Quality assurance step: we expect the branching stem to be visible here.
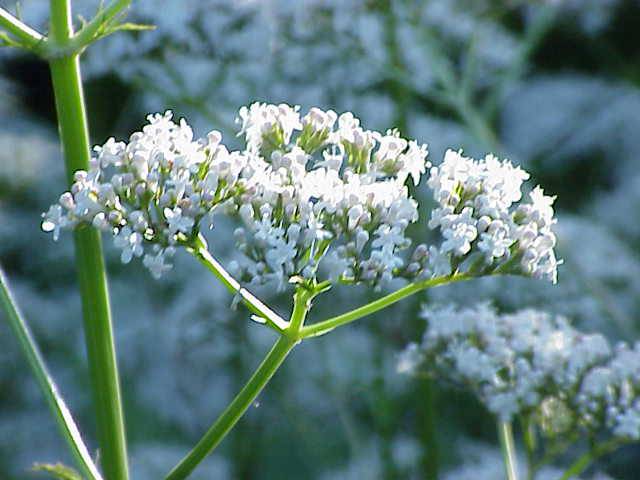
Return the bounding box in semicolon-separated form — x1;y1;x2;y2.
190;234;289;333
165;289;311;480
0;7;44;46
48;1;129;478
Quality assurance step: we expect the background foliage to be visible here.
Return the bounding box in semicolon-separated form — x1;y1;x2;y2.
1;0;639;478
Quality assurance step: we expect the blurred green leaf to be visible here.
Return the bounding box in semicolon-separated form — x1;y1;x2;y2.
108;22;155;32
33;462;83;480
0;31;23;48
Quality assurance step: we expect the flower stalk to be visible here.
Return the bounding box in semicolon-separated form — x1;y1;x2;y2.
300;272;473;338
165;289;311;480
166;255;477;478
0;266;103;480
557;440;620;480
499;421;519;480
48;1;128;479
189;235;289;333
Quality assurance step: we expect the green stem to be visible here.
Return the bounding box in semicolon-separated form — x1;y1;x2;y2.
190;235;289;332
484;5;557;121
557;440;620;480
0;267;103;480
48;1;128;479
165;291;310;480
498;421;519;480
0;7;44;45
381;0;409;133
299;273;473;338
420;379;439;479
533;433;579;473
522;416;537;480
68;0;131;54
165;337;294;480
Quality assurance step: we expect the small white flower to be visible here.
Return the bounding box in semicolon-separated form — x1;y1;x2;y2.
113;227;144;264
164;206;195;237
237;102;301;153
143;250;173;279
41;205;66;241
94;137;125;168
427;245;452;277
302;107;337;133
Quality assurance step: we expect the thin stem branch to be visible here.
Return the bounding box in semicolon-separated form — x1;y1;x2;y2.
556;440;621;480
68;0;131;54
0;267;103;480
0;7;44;45
498;421;519;480
299;273;473;338
522;415;537;480
533;433;579;473
48;1;129;479
165;290;311;480
190;234;289;332
483;5;558;121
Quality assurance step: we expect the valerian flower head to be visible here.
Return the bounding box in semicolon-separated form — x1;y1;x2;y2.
425;149;561;283
43;105;560;288
398;303;610;421
399;303;640;442
229;102;430;290
42;111;249;278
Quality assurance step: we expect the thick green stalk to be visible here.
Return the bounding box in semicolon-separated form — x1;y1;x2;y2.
498;421;519;480
299;273;473;338
0;267;103;480
165;291;310;480
48;1;128;479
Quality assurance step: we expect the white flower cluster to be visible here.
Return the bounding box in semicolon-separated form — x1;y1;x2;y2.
41;105;429;286
578;342;640;440
399;303;640;441
426;149;561;283
229;103;430;290
442;442;614;480
42;111;247;278
398;304;610;421
42;105;560;289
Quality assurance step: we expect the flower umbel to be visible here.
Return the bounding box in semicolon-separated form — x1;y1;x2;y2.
400;303;640;442
42;105;560;288
42;111;247;277
426;150;561;283
230;103;430;290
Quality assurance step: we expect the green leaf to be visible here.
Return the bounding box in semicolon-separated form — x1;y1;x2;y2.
90;21;155;45
108;22;155;32
32;462;83;480
0;30;24;48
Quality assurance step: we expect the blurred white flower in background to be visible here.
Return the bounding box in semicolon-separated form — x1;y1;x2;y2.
442;442;616;480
